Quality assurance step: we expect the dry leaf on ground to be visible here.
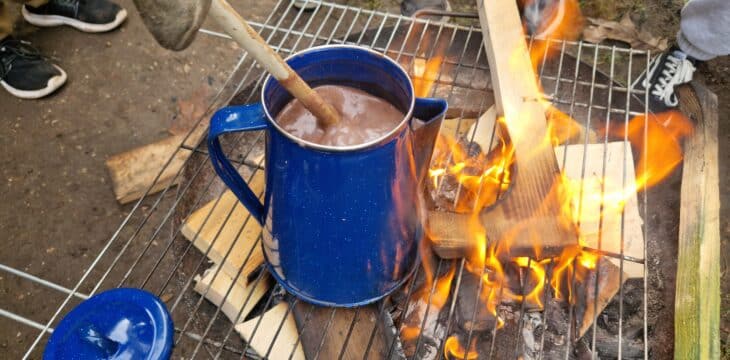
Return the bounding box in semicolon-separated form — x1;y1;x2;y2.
583;14;668;51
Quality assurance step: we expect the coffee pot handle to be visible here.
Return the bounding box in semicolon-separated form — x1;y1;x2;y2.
208;103;268;224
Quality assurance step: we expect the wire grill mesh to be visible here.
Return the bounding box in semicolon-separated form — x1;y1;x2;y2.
2;1;667;358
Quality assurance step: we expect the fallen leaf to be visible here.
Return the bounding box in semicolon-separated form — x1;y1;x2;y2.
582;14;668;51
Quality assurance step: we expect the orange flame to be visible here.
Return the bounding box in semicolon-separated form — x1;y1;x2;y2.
413;57;445;98
431;264;457;308
417;0;693;352
546;105;584;145
523;0;584;71
399;264;456;344
607;110;693;192
429;132;515;213
411;263;457;311
400;326;421;342
511;257;548;308
444;336;478;360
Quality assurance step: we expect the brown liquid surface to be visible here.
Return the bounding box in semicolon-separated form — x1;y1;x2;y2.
275;85;404;147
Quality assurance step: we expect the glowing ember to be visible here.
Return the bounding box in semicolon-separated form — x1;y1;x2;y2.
444;336;478;360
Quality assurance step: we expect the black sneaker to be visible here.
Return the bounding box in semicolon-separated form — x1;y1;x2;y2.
0;37;66;99
22;0;127;33
633;47;697;111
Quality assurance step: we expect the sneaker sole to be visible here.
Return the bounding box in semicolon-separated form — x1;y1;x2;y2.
21;6;127;33
1;65;67;99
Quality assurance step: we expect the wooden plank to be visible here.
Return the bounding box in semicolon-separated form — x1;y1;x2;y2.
466;106;599;153
105;122;208;204
193;265;270;324
105;134;188;204
235;302;306;360
674;84;720;359
555;142;644;278
292;303;392;360
181;171;265;281
475;0;578;257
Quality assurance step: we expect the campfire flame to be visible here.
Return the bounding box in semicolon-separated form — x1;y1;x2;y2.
413;57;445;98
523;0;584;71
406;0;693;352
608;110;694;192
444;336;478;360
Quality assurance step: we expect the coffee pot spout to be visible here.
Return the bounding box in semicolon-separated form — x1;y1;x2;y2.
411;97;448;182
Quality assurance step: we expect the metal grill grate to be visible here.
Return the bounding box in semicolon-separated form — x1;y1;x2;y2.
3;1;669;358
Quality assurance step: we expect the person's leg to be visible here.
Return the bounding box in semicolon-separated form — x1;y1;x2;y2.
634;0;729;110
22;0;127;33
677;0;730;61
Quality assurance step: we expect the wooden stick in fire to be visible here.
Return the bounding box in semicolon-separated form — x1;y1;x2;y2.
208;0;340;127
426;0;579;258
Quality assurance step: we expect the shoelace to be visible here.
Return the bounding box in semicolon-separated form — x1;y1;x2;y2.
0;40;44;79
643;52;696;107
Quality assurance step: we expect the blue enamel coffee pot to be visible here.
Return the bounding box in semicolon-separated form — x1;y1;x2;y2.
208;45;447;306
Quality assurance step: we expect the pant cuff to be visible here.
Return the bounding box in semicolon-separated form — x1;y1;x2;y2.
676;30;715;61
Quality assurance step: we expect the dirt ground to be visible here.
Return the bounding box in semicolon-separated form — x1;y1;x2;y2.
0;0;727;358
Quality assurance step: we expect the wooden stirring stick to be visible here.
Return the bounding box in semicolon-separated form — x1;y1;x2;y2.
208;0;340;127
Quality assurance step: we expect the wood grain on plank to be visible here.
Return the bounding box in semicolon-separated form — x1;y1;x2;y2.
476;0;578;257
105;122;207;204
181;171;265;282
235;302;305;360
555;142;644;278
293;303;392;360
193;265;270;324
106;134;188;204
674;84;720;359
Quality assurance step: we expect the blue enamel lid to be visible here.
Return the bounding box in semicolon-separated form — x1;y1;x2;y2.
44;288;174;360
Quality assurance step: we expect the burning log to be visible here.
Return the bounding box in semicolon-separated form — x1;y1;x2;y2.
466;105;598;155
427;210;580;260
455;270;499;332
573;257;627;338
181;171;265;281
474;0;579;259
579;326;645;359
234;302;305;360
398;265;454;360
428;141;645;278
439;255;627;359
